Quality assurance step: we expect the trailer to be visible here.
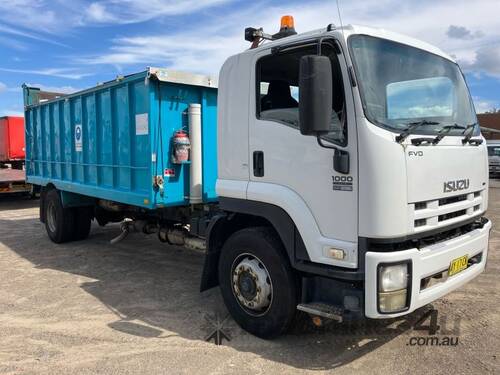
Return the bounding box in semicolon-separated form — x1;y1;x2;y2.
0;168;31;194
0;116;25;169
24;17;491;338
0;116;33;194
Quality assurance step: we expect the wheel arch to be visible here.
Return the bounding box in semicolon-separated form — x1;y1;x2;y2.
200;198;309;292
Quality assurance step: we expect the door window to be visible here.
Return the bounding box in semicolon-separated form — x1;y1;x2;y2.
256;42;347;145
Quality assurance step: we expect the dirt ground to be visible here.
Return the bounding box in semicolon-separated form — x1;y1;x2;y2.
0;184;499;375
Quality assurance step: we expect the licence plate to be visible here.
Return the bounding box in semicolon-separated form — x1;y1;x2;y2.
448;255;469;276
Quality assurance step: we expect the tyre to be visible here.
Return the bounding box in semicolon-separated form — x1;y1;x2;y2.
44;189;75;243
218;227;298;339
72;206;93;241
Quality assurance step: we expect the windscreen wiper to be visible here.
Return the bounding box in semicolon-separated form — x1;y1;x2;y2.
396;120;440;143
461;123;483;145
432;124;466;145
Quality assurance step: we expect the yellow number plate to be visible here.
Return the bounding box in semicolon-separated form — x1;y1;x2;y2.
448;255;469;276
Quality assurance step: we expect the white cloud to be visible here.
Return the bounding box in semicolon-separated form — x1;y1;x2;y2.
461;44;500;78
81;0;232;24
0;0;233;33
0;68;92;80
0;82;22;93
85;2;116;23
74;0;500;80
473;97;500;114
447;25;483;40
0;24;66;47
0;35;28;51
0;1;59;33
25;83;79;94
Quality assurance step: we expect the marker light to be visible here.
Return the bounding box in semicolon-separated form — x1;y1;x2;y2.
327;248;345;260
280;15;295;30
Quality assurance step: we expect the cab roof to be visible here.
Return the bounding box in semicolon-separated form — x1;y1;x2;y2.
247;24;455;63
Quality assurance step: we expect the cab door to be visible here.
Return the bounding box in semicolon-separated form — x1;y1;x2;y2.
247;39;359;267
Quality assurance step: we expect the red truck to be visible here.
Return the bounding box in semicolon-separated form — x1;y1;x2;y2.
0;116;31;195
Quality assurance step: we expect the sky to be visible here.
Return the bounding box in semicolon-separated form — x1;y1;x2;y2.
0;0;499;117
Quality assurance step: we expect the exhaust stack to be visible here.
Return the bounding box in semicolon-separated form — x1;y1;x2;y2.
188;104;203;204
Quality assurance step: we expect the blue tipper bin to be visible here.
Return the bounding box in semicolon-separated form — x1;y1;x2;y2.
23;68;218;209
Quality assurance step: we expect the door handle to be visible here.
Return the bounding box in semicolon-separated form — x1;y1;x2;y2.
253;151;264;177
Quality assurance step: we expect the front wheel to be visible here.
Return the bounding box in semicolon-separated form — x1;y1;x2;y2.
218;227;298;339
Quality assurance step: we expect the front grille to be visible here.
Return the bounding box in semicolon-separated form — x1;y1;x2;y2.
410;189;485;232
439;194;467;206
415;202;427;210
368;217;488;252
438;209;466;222
414;218;427;227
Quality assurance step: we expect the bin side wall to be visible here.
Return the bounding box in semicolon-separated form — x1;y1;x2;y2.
25;75;153;208
25;75;219;209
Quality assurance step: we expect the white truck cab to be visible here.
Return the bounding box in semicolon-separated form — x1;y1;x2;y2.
209;18;491;335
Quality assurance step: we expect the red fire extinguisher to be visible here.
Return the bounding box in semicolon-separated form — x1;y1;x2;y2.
172;130;190;164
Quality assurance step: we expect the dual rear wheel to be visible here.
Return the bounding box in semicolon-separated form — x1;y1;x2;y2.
44;189;93;243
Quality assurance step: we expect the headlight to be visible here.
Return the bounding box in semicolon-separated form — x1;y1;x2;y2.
378;264;408;292
378;263;410;313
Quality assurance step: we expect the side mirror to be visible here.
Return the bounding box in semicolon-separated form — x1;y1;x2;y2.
299;55;332;136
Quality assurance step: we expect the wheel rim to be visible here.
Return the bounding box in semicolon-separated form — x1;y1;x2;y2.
46;201;57;233
231;253;273;316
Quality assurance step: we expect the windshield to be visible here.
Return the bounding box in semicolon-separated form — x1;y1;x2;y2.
349;35;479;136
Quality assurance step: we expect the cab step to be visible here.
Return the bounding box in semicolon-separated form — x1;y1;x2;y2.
297;303;344;322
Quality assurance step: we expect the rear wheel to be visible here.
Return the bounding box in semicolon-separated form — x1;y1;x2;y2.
72;206;93;241
44;189;75;243
218;227;298;339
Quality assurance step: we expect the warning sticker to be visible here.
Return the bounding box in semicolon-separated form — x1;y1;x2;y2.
75;124;83;152
136;113;149;135
164;168;175;178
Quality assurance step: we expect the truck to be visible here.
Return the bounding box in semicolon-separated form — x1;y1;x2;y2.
23;17;491;338
0;116;32;195
487;140;500;178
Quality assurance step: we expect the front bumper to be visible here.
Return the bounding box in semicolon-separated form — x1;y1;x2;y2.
365;219;491;318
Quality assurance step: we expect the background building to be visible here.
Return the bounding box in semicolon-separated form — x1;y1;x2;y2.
478;113;500;140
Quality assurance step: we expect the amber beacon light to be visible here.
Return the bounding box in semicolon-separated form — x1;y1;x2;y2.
273;15;297;39
280;15;295;30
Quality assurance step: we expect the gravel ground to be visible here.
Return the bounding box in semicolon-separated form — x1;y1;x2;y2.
0;183;499;374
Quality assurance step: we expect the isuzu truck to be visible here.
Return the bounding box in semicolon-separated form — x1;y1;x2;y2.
23;17;491;338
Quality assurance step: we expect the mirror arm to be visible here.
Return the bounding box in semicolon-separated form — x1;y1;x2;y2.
316;136;350;175
316;135;338;150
